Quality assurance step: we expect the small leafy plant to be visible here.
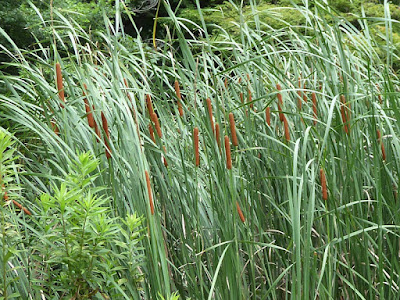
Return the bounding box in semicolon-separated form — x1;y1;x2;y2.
33;152;144;299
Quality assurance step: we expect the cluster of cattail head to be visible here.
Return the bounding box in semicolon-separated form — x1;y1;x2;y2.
340;94;350;134
2;185;32;216
320;168;328;201
145;170;154;215
174;80;184;116
377;129;386;161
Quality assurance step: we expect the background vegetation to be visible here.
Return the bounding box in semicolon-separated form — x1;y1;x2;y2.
1;0;400;299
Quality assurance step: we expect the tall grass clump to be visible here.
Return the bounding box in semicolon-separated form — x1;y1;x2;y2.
1;0;400;298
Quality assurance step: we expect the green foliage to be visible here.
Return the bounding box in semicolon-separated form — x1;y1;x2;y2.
32;152;144;298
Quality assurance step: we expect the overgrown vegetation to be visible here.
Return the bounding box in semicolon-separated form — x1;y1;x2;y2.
1;0;400;299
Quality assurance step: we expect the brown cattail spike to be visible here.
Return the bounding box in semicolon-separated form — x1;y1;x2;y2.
236;201;245;223
206;98;215;134
152;113;162;138
215;123;221;148
224;77;228;89
56;62;65;107
377;130;386;161
145;171;154;215
149;124;155;143
174;80;184;116
83;85;95;128
303;83;307;103
320;168;328;200
240;92;244;104
225;135;232;170
340;95;350;134
229;113;239;147
163;146;168;167
277;84;284;122
51;119;60;136
146;94;155;116
266;107;271;126
283;115;290;141
194;127;200;167
101;112;111;159
312;92;317;125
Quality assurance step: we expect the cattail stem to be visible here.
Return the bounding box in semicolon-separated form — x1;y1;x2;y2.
312;92;317;125
56;62;65;107
194;127;200;167
248;88;253;110
215;123;221;148
283;115;290;141
236;201;245;223
377;130;386;161
265;107;271;126
101;112;111;159
229;113;239;147
303;83;307;102
225;135;232;170
206;98;214;134
320;168;328;201
174;80;184;116
145;170;154;215
152;113;162;138
163;146;168;167
277;83;284;122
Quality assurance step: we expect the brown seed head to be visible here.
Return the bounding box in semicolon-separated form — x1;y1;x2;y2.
215;123;221;148
229;113;239;147
320;168;328;200
276;84;284;122
312;92;317;125
283;115;290;141
146;94;155;116
236;201;245;223
56;62;65;107
145;170;154;215
206;98;214;134
174;80;184;116
266;107;271;126
225;135;232;170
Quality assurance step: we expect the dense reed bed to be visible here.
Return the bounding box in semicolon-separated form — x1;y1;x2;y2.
1;1;400;299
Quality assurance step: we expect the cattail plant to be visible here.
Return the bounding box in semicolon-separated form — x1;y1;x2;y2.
3;186;32;216
206;98;214;134
236;201;245;223
146;94;155;116
163;146;168;167
277;83;284;122
265;107;271;126
225;135;232;170
312;92;317;125
149;124;155;143
340;95;350;134
174;80;184;116
377;129;386;161
145;170;154;215
83;84;95;128
55;62;65;107
101;111;111;159
194;127;199;167
224;77;228;89
283;115;290;141
240;92;244;104
229;113;239;147
152;113;162;138
215;123;221;148
320;168;328;200
123;78;133;105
